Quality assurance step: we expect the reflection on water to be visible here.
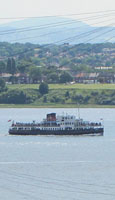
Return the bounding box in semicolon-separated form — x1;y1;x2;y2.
0;108;115;200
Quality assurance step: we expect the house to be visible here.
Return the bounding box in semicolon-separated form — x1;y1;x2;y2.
74;73;89;83
74;73;99;83
98;72;115;83
88;73;99;83
0;73;12;83
15;73;30;84
59;67;70;71
0;73;30;84
95;66;113;70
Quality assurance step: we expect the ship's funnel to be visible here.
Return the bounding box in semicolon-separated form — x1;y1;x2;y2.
47;113;56;121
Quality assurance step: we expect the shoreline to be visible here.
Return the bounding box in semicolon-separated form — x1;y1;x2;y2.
0;104;115;108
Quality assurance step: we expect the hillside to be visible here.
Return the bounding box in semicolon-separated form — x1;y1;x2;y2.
0;17;115;44
0;42;115;75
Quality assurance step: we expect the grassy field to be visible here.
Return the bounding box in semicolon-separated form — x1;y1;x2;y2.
7;83;115;90
2;83;115;108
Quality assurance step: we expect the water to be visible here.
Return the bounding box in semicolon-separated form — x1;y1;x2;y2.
0;108;115;200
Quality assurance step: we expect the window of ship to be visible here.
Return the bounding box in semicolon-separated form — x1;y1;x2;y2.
25;128;30;130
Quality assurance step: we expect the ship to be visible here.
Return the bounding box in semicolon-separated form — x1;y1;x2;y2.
9;113;104;136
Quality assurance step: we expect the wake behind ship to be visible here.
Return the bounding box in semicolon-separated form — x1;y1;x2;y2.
9;113;104;136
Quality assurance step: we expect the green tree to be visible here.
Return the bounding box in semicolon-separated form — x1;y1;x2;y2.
29;66;41;83
0;90;28;104
0;78;7;92
60;72;73;83
0;61;6;73
6;58;17;74
9;76;18;84
65;91;70;98
6;58;12;73
39;82;49;95
43;95;47;103
17;60;33;73
59;58;70;66
11;58;17;75
48;72;59;83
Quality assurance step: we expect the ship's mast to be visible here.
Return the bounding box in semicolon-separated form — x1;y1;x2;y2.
77;104;80;119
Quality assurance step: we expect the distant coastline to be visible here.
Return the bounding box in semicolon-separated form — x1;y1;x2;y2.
1;104;115;108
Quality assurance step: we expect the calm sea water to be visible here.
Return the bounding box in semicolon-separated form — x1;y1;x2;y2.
0;108;115;200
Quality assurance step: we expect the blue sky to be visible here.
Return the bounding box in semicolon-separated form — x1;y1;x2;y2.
0;0;115;25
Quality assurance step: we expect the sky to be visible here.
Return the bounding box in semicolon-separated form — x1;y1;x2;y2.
0;0;115;25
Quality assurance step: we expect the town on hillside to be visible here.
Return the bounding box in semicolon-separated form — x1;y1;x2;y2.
0;42;115;84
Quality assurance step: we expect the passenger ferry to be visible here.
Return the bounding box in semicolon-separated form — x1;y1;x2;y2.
9;113;104;136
